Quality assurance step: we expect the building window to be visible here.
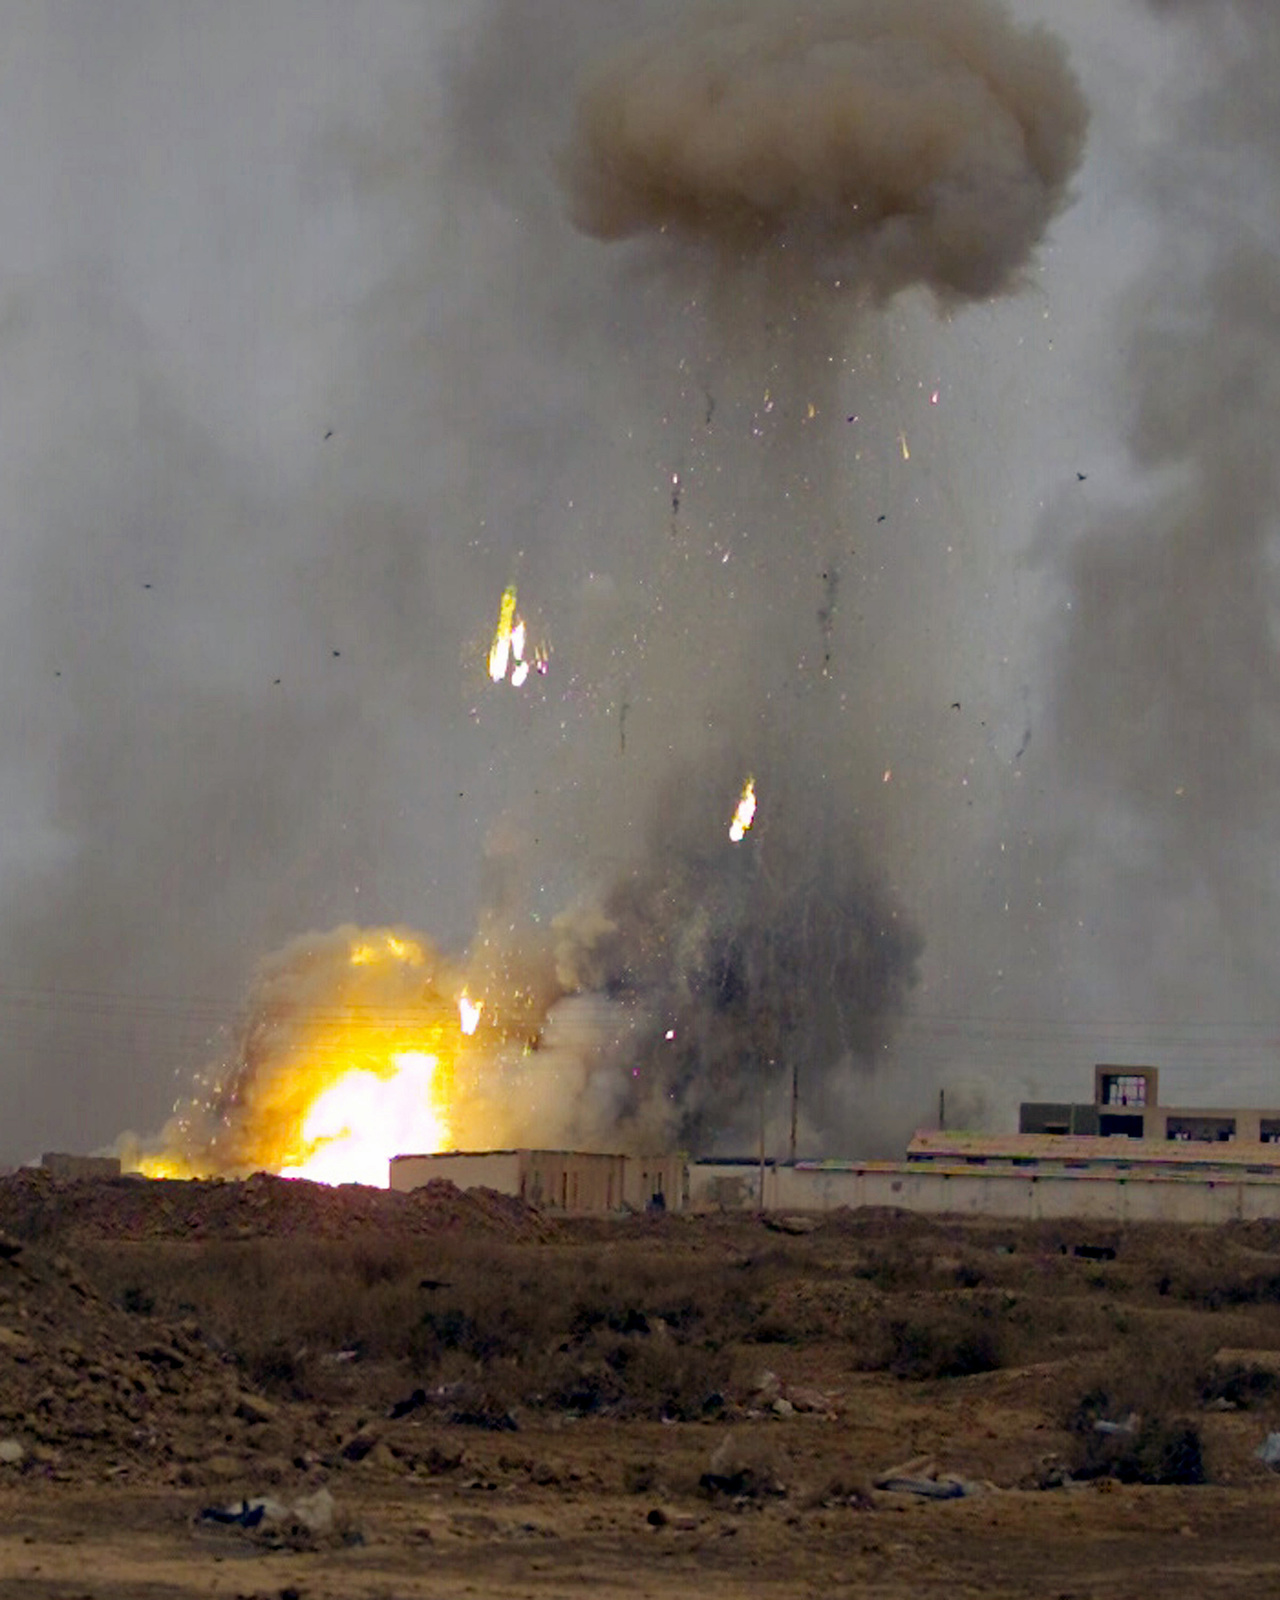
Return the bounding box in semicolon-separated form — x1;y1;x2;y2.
1101;1073;1148;1108
1166;1116;1236;1144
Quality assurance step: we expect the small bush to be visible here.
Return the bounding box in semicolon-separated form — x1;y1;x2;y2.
885;1305;1005;1379
1200;1359;1280;1410
1066;1379;1206;1485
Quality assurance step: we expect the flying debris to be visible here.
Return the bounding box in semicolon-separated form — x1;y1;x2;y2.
729;778;757;844
458;991;483;1036
488;584;549;688
489;585;520;683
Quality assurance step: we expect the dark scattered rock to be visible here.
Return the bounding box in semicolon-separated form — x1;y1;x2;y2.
388;1388;427;1420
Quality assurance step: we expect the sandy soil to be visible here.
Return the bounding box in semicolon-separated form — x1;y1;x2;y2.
0;1175;1279;1597
3;1463;1280;1599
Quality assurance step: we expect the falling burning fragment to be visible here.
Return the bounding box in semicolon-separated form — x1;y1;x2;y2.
458;991;483;1036
563;0;1088;301
488;584;520;683
729;778;757;843
488;583;548;688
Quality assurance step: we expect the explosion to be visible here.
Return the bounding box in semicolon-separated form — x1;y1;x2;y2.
131;928;474;1184
120;0;1085;1185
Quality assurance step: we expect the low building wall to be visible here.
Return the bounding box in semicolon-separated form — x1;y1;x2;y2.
392;1150;1280;1223
389;1151;521;1196
40;1152;121;1181
687;1160;1280;1223
519;1150;627;1212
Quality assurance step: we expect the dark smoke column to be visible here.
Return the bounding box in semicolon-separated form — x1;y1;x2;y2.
534;0;1088;1156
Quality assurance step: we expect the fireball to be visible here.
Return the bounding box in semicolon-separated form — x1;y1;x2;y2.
133;926;479;1186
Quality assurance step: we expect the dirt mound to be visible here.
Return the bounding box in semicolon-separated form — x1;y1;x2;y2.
0;1171;554;1246
0;1229;246;1478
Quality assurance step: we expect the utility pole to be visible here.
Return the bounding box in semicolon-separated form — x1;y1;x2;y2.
790;1058;798;1164
758;1071;767;1209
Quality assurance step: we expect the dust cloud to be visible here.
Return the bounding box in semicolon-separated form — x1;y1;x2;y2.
565;0;1087;301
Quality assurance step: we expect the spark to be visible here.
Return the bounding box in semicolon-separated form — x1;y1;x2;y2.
459;992;483;1036
899;431;910;461
883;769;893;783
729;777;757;843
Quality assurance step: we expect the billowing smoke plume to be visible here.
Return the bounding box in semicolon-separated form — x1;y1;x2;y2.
130;0;1086;1175
565;0;1087;301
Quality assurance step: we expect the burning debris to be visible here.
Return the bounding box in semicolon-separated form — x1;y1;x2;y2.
488;583;549;689
728;778;757;844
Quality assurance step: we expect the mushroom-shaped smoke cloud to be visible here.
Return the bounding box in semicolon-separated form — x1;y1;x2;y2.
564;0;1088;300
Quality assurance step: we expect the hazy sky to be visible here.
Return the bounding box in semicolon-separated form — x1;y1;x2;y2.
0;0;1275;1165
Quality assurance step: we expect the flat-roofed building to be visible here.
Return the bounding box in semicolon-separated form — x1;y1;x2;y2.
1017;1065;1280;1148
389;1149;686;1213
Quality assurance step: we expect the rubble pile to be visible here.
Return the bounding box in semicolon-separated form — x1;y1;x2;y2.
0;1228;253;1479
0;1171;552;1245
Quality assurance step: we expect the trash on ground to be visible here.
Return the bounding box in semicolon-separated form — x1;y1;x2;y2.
873;1456;983;1500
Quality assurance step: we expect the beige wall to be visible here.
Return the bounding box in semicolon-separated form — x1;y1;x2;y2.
389;1151;521;1195
391;1150;686;1212
518;1151;627;1212
623;1155;687;1212
392;1150;1280;1224
689;1161;1280;1224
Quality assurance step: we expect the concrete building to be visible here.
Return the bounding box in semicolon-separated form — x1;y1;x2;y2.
389;1066;1280;1223
40;1152;121;1180
1019;1065;1280;1146
389;1149;686;1213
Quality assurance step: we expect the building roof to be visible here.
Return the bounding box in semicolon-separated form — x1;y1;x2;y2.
909;1130;1280;1171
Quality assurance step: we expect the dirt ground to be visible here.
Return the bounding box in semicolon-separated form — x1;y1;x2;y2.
1;1173;1280;1598
5;1438;1280;1599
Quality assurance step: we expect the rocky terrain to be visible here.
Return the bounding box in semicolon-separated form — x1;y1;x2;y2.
2;1175;1280;1596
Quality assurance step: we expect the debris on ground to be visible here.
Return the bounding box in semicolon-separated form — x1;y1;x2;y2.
1254;1434;1280;1468
873;1456;985;1500
762;1215;819;1237
745;1370;838;1419
198;1486;342;1547
699;1432;787;1501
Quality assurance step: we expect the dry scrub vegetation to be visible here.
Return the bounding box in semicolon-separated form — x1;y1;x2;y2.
57;1203;1280;1487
